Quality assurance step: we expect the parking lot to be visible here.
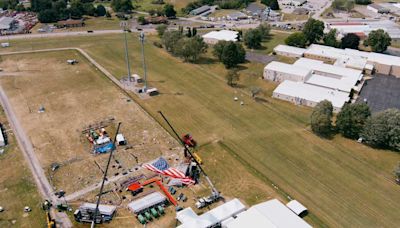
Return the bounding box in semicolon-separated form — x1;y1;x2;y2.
357;75;400;113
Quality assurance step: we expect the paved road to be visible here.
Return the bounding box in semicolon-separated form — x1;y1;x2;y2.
0;86;72;227
0;29;123;41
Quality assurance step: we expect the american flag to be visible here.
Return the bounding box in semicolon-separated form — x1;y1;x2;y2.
143;157;195;185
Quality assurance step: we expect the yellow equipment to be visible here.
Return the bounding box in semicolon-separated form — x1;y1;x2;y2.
46;212;56;228
192;152;202;165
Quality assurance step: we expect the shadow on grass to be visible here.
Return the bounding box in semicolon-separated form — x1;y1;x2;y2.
196;56;218;65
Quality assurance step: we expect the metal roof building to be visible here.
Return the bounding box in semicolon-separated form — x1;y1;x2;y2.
190;5;211;15
273;80;350;112
80;203;116;216
0;17;15;30
128;192;166;214
273;44;306;58
223;199;312;228
176;198;246;228
202;30;239;44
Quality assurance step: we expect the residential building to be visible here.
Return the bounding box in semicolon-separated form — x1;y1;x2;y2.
56;19;84;28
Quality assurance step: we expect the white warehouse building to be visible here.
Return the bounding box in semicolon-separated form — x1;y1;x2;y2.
202;30;239;44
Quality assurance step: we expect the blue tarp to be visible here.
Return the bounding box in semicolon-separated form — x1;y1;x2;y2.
95;141;115;154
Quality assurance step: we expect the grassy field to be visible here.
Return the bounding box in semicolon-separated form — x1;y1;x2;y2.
134;0;195;13
282;13;309;21
0;108;46;227
31;16;123;33
1;33;400;227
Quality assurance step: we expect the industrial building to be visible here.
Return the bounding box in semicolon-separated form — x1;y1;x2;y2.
176;198;311;228
202;30;239;44
264;61;311;83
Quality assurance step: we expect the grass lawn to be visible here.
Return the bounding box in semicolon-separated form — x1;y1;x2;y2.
0;108;46;227
1;34;400;227
209;9;239;18
134;0;195;13
32;16;123;33
282;13;309;21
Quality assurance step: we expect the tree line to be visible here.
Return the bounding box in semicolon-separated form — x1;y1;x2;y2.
310;100;400;152
285;18;392;53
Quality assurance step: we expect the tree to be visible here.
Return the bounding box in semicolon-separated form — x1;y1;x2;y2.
303;18;325;44
366;29;392;53
137;15;146;25
336;103;371;139
341;33;360;49
163;3;176;18
269;0;279;10
257;23;271;40
187;27;192;37
323;29;340;48
111;0;133;13
213;41;246;69
156;24;168;37
355;0;371;4
310;100;333;137
226;69;240;87
15;3;25;11
192;27;197;36
162;30;183;53
285;32;307;48
261;0;279;10
83;3;96;16
96;4;106;16
106;11;112;18
244;28;262;49
175;36;208;62
38;9;58;23
361;109;400;151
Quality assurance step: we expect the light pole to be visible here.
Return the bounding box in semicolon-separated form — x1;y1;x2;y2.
139;32;148;92
120;21;131;82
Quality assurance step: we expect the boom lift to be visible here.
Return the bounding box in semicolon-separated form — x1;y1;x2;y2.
158;111;220;199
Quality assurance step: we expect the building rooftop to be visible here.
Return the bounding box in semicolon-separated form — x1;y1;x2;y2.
0;17;14;30
286;200;307;216
265;61;311;78
177;198;246;228
274;44;306;56
224;199;312;228
127;192;166;213
80;203;116;216
190;5;211;14
202;30;239;42
273;80;350;109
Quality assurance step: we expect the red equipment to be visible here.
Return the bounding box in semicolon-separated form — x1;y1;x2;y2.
182;134;197;148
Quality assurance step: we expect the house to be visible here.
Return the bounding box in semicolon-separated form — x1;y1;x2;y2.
202;30;239;44
56;19;84;28
190;5;211;15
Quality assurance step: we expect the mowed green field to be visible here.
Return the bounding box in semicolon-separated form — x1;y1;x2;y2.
2;34;400;227
0;108;46;227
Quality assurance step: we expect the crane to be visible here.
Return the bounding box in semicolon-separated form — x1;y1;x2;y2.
158;111;219;197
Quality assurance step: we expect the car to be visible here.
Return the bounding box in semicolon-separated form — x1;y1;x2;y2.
87;30;93;33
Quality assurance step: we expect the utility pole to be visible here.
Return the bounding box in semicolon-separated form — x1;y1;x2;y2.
139;32;148;92
120;21;131;82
